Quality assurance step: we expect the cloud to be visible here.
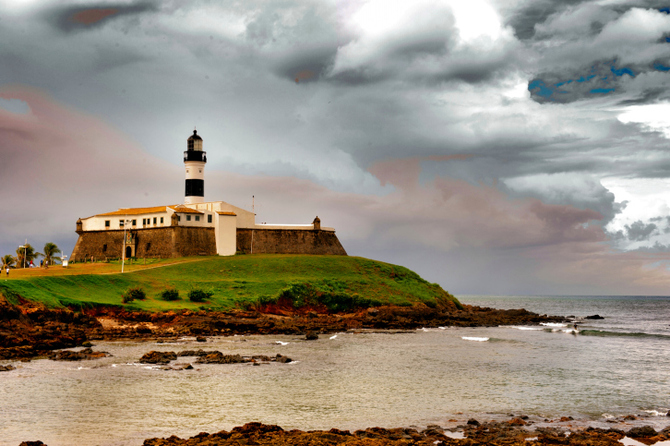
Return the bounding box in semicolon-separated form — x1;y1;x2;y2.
527;7;670;103
325;0;520;85
48;2;157;32
625;220;658;241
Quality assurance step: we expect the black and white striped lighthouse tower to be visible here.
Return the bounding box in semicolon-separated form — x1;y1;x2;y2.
184;129;207;204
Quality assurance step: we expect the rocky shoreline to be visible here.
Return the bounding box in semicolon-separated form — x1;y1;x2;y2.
8;295;668;446
138;419;670;446
0;294;564;361
18;418;670;446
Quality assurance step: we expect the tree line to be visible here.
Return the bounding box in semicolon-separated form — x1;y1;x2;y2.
2;242;62;269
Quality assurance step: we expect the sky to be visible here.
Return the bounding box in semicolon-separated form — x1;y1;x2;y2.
2;0;670;296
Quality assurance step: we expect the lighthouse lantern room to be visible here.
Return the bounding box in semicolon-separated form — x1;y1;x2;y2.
184;130;207;204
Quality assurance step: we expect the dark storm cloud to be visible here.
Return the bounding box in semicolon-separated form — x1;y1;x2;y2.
633;241;670;252
625;220;658;241
529;60;647;104
508;0;670;41
48;2;157;32
616;87;670;105
273;46;337;84
506;0;586;40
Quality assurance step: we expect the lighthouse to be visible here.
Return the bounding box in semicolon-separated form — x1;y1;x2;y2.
184;129;207;204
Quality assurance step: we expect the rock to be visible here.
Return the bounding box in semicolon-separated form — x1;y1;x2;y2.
140;351;177;364
586;314;605;319
559;416;574;422
195;352;246;364
19;442;47;446
275;354;292;363
508;417;527;426
628;426;657;438
49;348;110;361
177;349;209;357
195;336;206;342
304;331;319;340
81;341;93;347
0;364;15;371
467;418;480;426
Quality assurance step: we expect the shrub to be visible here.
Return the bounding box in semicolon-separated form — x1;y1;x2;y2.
160;288;180;301
188;288;213;303
276;281;381;312
122;287;146;303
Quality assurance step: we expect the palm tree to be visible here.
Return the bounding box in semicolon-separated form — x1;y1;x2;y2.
1;254;14;269
15;243;40;268
42;242;62;267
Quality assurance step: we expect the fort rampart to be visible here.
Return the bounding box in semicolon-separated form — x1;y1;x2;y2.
72;227;346;261
71;227;216;261
236;228;347;255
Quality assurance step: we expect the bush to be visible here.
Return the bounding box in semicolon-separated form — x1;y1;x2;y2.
188;288;213;303
122;287;146;303
276;281;381;312
160;288;180;301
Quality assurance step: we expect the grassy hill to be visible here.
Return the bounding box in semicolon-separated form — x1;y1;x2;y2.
0;255;460;312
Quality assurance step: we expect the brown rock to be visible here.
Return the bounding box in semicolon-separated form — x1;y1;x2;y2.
48;348;110;361
140;351;177;364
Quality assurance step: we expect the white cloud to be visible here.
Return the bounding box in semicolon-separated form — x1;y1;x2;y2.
618;102;670;139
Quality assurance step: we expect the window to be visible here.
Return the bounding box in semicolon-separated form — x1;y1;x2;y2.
105;220;110;228
153;217;157;224
186;215;191;221
146;242;151;251
102;244;107;252
142;218;145;225
195;215;200;222
132;219;137;226
208;215;212;223
119;220;124;227
177;215;181;222
160;217;164;224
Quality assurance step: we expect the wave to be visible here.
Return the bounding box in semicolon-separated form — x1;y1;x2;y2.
579;329;670;340
540;322;568;328
462;336;489;342
503;325;544;331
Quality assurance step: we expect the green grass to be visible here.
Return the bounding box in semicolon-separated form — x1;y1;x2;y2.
0;255;460;312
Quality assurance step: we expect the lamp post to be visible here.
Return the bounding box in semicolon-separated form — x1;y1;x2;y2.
18;243;27;269
121;217;131;273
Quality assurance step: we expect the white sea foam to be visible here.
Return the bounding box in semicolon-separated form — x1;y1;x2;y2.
642;409;669;417
274;341;288;346
540;323;567;328
505;325;543;331
329;335;337;340
462;336;489;342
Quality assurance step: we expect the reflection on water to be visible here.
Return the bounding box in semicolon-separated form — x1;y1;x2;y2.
1;317;670;446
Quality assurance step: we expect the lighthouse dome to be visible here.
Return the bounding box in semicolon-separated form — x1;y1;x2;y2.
187;130;203;151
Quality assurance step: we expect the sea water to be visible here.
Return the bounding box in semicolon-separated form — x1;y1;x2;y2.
0;295;669;446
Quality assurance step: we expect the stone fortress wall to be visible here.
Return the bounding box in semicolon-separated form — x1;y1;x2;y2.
71;227;217;261
236;228;347;255
72;226;345;261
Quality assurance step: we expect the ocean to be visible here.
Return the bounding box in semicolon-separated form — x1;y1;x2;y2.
1;295;669;446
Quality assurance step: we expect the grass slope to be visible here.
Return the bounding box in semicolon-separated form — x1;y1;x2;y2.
0;255;460;312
